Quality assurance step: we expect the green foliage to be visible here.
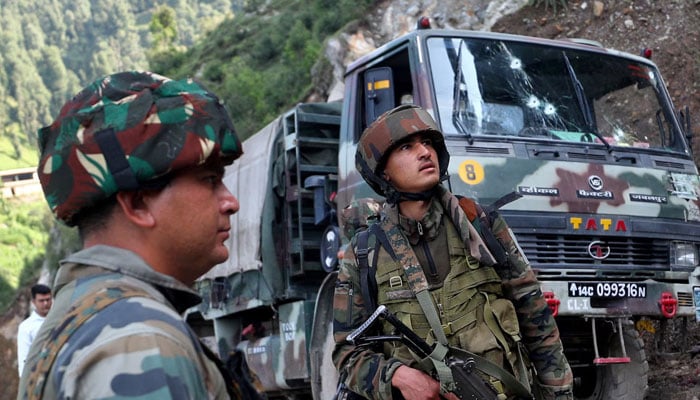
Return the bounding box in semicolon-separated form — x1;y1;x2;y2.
0;127;37;171
0;198;52;311
157;0;376;140
528;0;569;12
0;0;238;171
0;0;240;312
150;5;178;51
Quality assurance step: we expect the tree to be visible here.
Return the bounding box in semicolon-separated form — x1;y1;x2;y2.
150;5;178;51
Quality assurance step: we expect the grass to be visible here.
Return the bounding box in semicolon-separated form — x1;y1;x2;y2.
0;196;51;310
0;137;38;171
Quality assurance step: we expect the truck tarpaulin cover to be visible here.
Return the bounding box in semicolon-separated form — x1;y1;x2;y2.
200;115;280;279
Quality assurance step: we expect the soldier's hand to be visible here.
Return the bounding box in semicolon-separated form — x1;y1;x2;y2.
391;365;459;400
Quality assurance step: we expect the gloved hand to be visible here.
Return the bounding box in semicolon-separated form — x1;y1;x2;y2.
533;382;574;400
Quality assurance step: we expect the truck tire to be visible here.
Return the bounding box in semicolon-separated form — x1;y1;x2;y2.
574;319;648;400
319;321;340;399
309;272;340;399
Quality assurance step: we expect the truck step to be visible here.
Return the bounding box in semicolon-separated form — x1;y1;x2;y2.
593;356;631;364
591;317;631;366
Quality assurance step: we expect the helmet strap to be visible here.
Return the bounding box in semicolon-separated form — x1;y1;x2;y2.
94;128;139;191
385;174;447;204
386;187;436;204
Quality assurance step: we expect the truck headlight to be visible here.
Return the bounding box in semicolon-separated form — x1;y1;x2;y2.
670;242;698;268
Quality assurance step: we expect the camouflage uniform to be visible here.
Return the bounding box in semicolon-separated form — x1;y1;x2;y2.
333;105;573;399
17;245;229;399
19;71;247;399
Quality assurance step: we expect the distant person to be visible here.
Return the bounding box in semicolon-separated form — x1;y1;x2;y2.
17;71;259;399
16;284;52;376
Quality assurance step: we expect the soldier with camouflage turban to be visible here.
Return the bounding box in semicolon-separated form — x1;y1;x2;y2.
18;71;252;399
333;105;573;399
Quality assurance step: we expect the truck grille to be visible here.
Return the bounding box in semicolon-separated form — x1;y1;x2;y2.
516;234;669;268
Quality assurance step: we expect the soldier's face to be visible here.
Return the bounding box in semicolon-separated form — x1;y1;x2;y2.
145;161;239;284
382;133;440;193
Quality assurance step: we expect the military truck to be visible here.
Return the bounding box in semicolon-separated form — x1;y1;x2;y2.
188;21;700;399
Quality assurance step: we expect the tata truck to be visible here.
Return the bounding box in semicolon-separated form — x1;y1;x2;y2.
188;22;700;399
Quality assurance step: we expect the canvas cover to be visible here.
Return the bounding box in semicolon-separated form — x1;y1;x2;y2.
200;116;281;279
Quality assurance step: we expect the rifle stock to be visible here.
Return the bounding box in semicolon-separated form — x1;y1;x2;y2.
346;305;499;400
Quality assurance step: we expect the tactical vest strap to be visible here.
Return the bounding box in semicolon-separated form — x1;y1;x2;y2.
458;196;509;266
482;293;512;356
356;229;377;315
356;223;395;315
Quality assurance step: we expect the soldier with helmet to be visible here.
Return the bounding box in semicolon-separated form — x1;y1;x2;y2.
18;71;251;399
333;104;573;399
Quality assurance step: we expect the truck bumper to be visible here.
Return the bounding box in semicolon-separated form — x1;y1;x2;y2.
538;279;695;318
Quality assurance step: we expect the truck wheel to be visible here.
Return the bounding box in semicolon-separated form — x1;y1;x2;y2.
319;321;340;398
309;272;340;399
574;319;648;400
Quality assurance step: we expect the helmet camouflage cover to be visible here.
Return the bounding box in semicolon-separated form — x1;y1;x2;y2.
37;70;243;225
355;104;449;198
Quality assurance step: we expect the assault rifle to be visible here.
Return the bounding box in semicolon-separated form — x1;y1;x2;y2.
345;305;500;400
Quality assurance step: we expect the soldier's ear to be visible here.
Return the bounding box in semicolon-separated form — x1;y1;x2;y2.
115;190;156;228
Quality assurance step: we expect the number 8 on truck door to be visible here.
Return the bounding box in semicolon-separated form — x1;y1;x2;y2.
458;160;485;185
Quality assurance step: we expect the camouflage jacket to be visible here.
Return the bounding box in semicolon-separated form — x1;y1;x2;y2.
332;186;573;399
17;245;229;400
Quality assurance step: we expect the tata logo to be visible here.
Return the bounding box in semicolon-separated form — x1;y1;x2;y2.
569;217;628;231
587;241;611;260
588;175;604;191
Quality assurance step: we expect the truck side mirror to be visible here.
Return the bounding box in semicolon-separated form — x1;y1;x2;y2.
364;67;395;127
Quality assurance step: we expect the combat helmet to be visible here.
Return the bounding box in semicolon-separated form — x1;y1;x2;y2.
37;70;243;226
355;104;449;203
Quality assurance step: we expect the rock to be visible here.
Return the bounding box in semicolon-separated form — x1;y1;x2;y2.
593;1;604;17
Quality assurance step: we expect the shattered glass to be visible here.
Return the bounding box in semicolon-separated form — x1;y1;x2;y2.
428;37;686;153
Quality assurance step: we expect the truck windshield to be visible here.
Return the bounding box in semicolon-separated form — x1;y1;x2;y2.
427;37;686;153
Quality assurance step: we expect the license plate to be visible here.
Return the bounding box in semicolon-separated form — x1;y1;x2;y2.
568;282;647;298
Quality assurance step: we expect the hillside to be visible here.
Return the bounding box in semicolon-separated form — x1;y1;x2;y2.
0;0;238;171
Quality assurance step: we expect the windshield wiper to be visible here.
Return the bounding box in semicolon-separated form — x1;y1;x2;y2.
562;52;613;153
448;39;474;144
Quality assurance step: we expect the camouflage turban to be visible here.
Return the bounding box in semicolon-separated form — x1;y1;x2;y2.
37;70;243;225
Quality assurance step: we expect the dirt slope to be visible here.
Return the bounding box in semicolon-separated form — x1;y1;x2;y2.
493;2;700;399
492;0;700;162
